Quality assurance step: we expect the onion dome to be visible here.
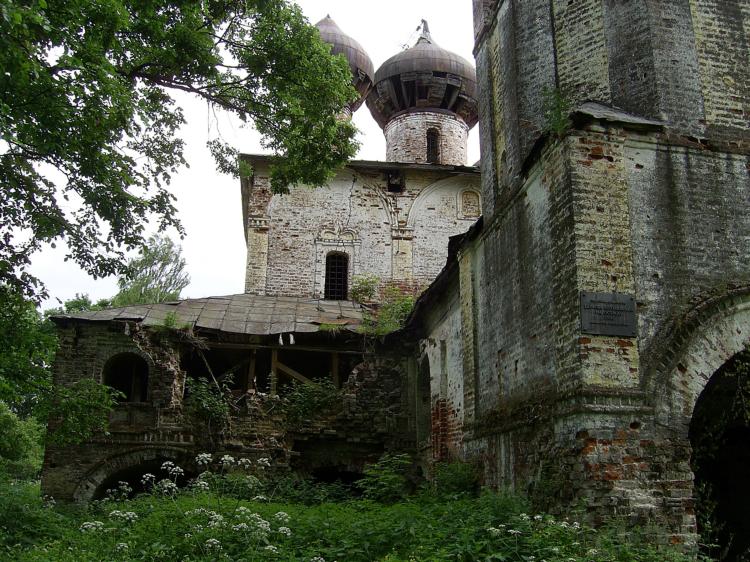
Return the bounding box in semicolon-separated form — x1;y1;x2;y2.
366;21;478;129
315;15;375;113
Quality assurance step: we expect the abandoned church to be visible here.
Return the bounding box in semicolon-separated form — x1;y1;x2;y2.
43;0;750;553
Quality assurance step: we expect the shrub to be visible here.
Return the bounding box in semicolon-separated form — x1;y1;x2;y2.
431;460;480;498
184;376;232;433
0;402;44;480
357;453;413;503
360;285;415;336
350;274;379;304
282;379;342;429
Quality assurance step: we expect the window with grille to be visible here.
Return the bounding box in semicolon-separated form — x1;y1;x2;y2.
426;128;440;164
324;252;349;300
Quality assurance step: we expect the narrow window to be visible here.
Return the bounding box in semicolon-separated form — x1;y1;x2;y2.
324;252;349;300
103;352;149;403
426;128;440;164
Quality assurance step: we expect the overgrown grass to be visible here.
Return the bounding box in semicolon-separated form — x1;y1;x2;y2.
1;477;695;561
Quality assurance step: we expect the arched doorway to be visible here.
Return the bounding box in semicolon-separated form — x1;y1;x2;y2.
690;349;750;561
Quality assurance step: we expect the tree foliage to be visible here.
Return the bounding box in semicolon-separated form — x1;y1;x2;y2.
1;0;358;298
0;287;57;414
112;234;190;306
0;288;119;444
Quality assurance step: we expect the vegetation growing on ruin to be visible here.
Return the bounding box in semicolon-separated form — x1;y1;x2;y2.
282;379;342;430
360;285;416;336
350;274;380;304
542;87;573;137
0;456;698;561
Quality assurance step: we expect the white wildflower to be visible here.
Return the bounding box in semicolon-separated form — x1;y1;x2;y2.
220;454;235;467
487;527;502;536
252;494;268;502
192;480;210;492
140;473;156;486
533;514;543;521
208;512;225;528
115;543;129;552
586;549;599;557
109;510;138;524
519;513;530;521
168;465;184;477
161;461;175;471
507;529;522;535
80;521;104;532
238;458;253;470
204;538;222;551
274;511;290;523
232;523;250;532
278;526;292;537
257;457;271;468
195;453;212;466
310;557;326;562
265;545;279;553
154;479;178;496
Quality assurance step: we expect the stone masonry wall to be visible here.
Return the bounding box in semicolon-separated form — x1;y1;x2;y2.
420;276;464;461
244;160;480;297
473;0;750;217
384;112;469;165
43;321;415;501
419;118;749;543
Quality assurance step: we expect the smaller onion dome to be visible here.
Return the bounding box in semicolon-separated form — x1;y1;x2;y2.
315;15;375;113
366;21;478;129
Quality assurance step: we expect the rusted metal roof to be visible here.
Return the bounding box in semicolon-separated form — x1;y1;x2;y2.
366;21;478;128
51;294;364;335
315;15;374;112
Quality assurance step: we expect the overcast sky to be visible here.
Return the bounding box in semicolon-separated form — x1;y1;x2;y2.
30;0;480;309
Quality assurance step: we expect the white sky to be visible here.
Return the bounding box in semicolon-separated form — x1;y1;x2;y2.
30;0;480;309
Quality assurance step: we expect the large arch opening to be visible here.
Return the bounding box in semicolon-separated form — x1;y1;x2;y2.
690;348;750;561
103;352;149;403
74;448;194;502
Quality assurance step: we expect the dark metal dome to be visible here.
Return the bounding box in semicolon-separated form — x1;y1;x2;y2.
366;21;478;129
315;15;375;112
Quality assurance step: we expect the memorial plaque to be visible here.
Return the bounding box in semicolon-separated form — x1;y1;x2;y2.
580;292;637;337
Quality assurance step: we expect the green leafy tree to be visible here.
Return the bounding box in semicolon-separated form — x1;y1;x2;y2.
111;234;190;306
0;288;57;415
1;0;358;299
0;288;119;444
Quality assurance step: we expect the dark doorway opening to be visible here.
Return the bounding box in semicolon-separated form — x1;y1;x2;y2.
93;458;194;500
690;349;750;561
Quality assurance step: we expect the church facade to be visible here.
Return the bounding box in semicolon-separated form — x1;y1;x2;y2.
40;1;750;553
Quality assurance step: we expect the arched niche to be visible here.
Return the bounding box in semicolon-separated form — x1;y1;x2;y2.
102;352;150;403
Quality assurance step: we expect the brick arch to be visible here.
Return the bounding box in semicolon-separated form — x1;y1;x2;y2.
73;446;191;502
97;345;155;383
646;288;750;430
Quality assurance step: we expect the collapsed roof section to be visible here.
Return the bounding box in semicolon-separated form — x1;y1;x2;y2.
50;293;364;336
